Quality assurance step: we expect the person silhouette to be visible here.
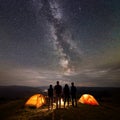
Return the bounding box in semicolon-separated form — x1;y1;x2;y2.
63;84;70;108
54;81;62;109
48;84;53;110
71;82;77;107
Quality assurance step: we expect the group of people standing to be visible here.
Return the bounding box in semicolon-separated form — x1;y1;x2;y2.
48;81;77;110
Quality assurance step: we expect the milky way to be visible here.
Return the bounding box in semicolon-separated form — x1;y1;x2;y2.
36;0;83;75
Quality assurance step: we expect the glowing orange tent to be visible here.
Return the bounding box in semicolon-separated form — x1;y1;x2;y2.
25;94;46;108
79;94;99;105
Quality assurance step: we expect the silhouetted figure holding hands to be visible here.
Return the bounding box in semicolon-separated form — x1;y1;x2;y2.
48;85;53;110
71;82;77;107
54;81;62;109
63;84;70;108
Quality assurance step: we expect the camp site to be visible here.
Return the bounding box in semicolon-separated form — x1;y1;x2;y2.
0;86;120;120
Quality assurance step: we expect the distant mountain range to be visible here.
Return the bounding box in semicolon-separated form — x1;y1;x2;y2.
0;86;44;99
0;86;120;103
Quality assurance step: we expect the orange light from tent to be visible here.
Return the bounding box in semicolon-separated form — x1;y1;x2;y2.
25;94;46;108
79;94;99;105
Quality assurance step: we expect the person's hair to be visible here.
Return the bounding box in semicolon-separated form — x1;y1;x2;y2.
57;81;59;84
71;82;74;86
65;84;68;87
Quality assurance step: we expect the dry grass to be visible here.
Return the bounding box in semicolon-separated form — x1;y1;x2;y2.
0;99;120;120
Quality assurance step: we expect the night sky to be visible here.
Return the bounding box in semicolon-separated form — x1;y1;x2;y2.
0;0;120;87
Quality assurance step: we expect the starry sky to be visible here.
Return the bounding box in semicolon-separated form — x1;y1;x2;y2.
0;0;120;87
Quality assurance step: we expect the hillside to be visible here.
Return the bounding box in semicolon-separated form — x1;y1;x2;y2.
0;86;120;120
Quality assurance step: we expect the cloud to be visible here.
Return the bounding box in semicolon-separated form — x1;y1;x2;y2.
0;63;120;87
0;65;67;86
64;66;120;87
